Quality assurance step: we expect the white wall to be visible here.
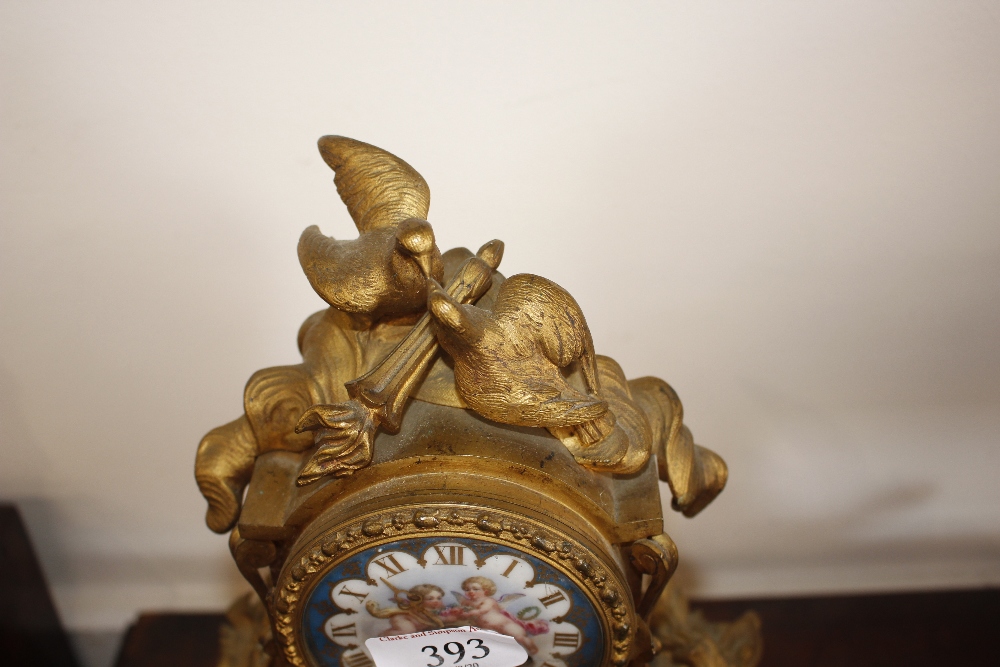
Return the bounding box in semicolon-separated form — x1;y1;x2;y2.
2;1;998;632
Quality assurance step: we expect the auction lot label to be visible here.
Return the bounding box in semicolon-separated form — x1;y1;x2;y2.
366;626;529;667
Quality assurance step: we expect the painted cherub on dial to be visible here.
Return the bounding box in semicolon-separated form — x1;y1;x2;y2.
366;582;461;635
453;576;549;655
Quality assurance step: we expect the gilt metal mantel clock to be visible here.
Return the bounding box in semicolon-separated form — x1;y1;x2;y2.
195;136;753;667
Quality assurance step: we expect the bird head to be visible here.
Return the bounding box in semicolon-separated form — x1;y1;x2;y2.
427;280;488;347
395;218;444;282
427;280;466;334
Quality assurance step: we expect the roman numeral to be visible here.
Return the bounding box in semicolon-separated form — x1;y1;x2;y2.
337;587;368;602
539;590;566;607
552;632;580;648
342;651;374;667
501;559;519;578
328;622;357;637
433;545;465;565
370;554;406;577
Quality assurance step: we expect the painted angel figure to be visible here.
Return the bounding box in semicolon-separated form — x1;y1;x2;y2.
453;576;550;655
366;582;460;636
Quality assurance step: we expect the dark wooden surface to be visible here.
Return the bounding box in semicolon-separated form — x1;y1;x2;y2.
112;589;1000;667
695;589;1000;667
114;613;225;667
0;504;80;667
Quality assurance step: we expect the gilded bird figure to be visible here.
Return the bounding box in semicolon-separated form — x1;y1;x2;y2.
427;273;609;431
298;136;445;321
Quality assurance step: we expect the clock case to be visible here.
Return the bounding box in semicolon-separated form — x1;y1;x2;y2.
195;136;729;667
238;398;673;667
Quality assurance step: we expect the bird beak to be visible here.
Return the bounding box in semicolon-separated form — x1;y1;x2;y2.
415;253;435;279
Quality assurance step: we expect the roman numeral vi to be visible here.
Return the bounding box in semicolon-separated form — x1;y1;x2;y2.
342;651;374;667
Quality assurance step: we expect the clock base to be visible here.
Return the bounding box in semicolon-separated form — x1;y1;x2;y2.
217;593;273;667
648;583;762;667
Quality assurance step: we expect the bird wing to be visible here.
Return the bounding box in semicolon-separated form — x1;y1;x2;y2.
297;225;397;313
317;135;430;232
519;377;609;426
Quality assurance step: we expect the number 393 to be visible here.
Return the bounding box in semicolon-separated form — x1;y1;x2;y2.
421;638;490;666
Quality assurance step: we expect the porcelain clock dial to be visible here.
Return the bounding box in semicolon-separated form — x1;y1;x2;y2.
301;537;604;667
